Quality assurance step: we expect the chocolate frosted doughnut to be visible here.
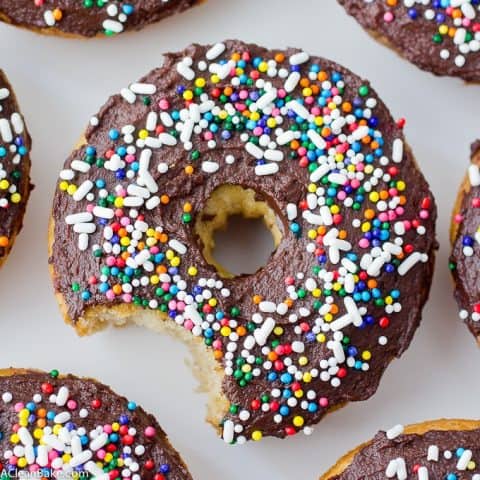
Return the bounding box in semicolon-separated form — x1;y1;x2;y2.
0;0;199;38
49;40;437;443
450;141;480;340
320;419;480;480
0;368;192;479
337;0;480;82
0;70;32;268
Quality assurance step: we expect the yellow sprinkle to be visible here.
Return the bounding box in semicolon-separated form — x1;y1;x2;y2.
293;416;304;427
187;266;198;276
251;430;263;441
362;350;372;361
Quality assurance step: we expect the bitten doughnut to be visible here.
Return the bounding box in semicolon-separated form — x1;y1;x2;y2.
337;0;480;82
49;40;437;443
0;0;199;38
320;419;480;480
0;368;192;479
450;141;480;341
0;70;32;268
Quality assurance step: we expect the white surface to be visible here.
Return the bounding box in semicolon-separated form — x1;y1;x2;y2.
0;1;478;479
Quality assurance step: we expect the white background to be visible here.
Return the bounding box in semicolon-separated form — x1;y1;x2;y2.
0;1;479;478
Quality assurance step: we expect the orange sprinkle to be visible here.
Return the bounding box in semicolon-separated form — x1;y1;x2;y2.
185;165;194;175
160;194;170;205
252;294;262;304
364;209;375;220
274;53;285;63
0;236;9;247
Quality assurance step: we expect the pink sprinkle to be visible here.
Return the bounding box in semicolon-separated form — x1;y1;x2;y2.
86;204;94;213
378;212;388;222
184;320;194;331
67;400;77;410
337;191;347;201
122;294;132;303
454;214;464;223
120;216;130;226
176;301;186;312
106;290;115;300
158;99;169;110
14;402;24;413
359;238;370;248
168;300;177;310
97;449;106;460
106;256;116;267
395;206;405;216
277;89;286;99
419;210;429;219
144;426;156;438
384;11;394;23
319;397;329;408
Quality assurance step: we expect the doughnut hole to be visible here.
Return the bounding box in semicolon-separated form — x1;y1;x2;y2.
194;184;282;277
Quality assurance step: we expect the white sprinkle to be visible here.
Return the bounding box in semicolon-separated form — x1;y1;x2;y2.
53;412;71;424
254;317;275;346
145;196;160;210
169;239;187;255
59;169;75;181
177;61;195;80
71;160;91;173
43;10;55;26
329;340;345;363
159;133;177;146
90;433;108;451
10;113;24;134
264;149;284;162
206;42;226;60
427;445;439;461
123;196;144;207
310;163;332;183
121;88;136;104
185;304;202;325
468;164;480;187
291;341;305;353
93;206;114;219
457;449;472;470
286;203;298;220
307;130;326;149
180;118;194;144
289;51;309;65
245;142;264;159
461;2;475;18
328;173;347;185
73;223;95;235
65;212;93;225
284;72;301;93
18;427;33;446
287;100;310;120
386;424;404;440
78;233;89;251
127;184;150;199
223;420;234;443
0;88;9;100
43;435;65;452
0;119;12;142
398;252;427;275
255;163;279;176
73;180;94;202
276;130;296;145
255;88;277;111
130;83;156;95
396;458;407;480
344;296;363;326
146;112;158;131
102;19;123;33
352;125;369;140
160;112;174;127
417;467;429;480
202;161;220;173
392;139;404;163
386;459;398;478
320;206;333;225
259;301;276;313
70;450;93;467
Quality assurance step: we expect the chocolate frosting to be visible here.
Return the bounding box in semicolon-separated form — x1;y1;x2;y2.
450;141;480;338
50;40;437;442
0;70;32;263
0;369;192;479
0;0;198;37
330;424;480;479
338;0;480;82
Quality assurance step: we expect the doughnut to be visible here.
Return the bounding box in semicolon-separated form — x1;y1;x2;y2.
0;70;32;268
450;140;480;341
0;368;192;479
0;0;199;38
337;0;480;82
49;40;438;443
320;419;480;480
